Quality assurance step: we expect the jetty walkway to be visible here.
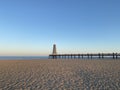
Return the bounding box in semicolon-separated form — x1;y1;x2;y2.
49;53;120;59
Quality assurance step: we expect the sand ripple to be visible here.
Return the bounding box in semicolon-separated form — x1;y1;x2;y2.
0;60;120;90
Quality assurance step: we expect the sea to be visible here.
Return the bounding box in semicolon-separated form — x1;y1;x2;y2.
0;56;48;60
0;56;119;60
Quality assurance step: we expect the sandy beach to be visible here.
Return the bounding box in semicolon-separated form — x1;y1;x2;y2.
0;59;120;90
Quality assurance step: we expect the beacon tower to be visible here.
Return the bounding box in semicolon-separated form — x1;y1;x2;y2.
52;44;57;55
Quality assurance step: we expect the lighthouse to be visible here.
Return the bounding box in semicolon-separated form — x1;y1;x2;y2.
52;44;57;55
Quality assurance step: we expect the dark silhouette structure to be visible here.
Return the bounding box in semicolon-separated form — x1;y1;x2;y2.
52;44;57;55
49;44;120;59
52;44;57;59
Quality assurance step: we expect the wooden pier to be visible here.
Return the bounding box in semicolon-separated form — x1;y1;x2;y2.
49;53;120;59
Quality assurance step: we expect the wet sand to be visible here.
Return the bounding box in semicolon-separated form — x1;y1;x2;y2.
0;59;120;90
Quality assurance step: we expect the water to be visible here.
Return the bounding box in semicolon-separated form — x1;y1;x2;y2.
0;56;48;60
0;56;119;60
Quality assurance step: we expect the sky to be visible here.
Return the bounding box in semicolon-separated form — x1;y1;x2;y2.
0;0;120;56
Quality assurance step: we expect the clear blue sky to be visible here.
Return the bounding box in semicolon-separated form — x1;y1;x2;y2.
0;0;120;56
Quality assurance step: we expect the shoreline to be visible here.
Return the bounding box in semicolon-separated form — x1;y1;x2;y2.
0;58;120;61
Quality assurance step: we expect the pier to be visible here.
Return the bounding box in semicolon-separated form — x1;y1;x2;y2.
49;44;120;59
49;53;120;59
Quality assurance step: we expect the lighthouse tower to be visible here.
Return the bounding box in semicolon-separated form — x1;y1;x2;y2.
52;44;57;55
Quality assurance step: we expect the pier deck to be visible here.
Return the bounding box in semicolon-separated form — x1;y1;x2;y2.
49;53;120;59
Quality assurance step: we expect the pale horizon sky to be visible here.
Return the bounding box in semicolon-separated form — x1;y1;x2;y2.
0;0;120;56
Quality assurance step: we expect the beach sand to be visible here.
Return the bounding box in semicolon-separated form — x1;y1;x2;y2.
0;59;120;90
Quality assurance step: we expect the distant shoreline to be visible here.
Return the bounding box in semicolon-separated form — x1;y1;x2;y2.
0;56;48;60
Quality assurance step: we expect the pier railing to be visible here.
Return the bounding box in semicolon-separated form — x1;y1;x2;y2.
49;53;120;59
